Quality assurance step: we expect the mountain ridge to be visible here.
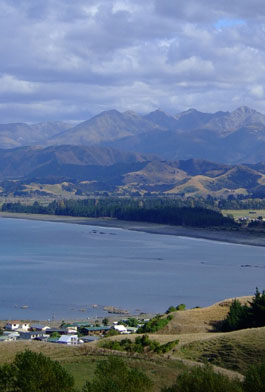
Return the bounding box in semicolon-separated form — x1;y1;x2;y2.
1;106;265;164
0;145;265;198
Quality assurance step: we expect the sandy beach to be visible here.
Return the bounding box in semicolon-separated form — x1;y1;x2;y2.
1;211;265;247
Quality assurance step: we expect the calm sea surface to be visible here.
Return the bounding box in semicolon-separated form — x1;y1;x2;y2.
0;217;264;320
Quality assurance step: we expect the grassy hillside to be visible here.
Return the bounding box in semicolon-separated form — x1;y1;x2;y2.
0;341;186;391
0;296;264;389
155;297;251;335
178;327;265;373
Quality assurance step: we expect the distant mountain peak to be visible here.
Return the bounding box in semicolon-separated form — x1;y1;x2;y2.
123;110;139;117
97;109;121;116
184;108;201;114
232;106;257;115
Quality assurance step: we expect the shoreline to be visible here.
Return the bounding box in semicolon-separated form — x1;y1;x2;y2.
1;211;265;247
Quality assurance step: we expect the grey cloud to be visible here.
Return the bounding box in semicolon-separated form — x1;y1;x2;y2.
0;0;265;122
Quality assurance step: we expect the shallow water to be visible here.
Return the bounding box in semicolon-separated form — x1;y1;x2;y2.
0;218;264;320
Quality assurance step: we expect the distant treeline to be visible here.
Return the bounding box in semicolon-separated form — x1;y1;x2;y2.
218;197;265;210
1;198;235;228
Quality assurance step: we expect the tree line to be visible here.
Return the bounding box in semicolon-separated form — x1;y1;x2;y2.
1;198;235;228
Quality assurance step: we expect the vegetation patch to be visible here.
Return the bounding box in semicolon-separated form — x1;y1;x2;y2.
221;288;265;331
161;364;243;392
100;335;179;354
137;315;172;333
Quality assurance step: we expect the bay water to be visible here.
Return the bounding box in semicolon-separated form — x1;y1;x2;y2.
0;217;264;320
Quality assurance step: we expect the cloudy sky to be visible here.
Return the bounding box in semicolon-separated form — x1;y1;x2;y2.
1;0;265;122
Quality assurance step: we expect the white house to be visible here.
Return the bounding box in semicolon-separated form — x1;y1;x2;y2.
17;323;30;332
58;335;79;345
113;325;128;334
5;322;20;331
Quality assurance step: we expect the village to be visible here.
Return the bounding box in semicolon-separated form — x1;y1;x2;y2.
0;317;146;345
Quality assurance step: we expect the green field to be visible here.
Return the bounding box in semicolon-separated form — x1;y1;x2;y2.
222;209;265;220
63;355;186;391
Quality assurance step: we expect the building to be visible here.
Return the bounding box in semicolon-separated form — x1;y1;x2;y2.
83;326;111;336
3;331;20;339
113;325;128;334
5;322;20;331
19;332;49;340
30;324;50;332
81;336;100;343
58;335;79;345
66;326;78;334
45;328;68;335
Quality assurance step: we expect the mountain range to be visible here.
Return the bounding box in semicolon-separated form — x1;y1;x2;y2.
1;145;265;199
1;106;265;164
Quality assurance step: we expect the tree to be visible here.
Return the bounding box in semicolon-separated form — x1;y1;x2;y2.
125;318;138;327
0;350;75;392
82;357;152;392
102;318;109;326
162;365;242;392
221;299;248;331
50;331;61;339
221;288;265;332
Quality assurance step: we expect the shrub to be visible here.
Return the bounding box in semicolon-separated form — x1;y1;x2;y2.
100;335;178;354
105;329;120;337
162;365;242;392
82;356;152;392
176;304;186;311
137;315;169;333
166;306;177;314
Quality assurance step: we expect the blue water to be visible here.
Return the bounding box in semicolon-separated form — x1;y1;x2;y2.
0;218;264;320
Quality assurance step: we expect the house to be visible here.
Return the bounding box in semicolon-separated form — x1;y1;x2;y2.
113;325;128;334
16;323;30;333
21;323;30;331
3;331;20;339
19;332;49;340
82;336;100;343
30;324;50;332
58;335;79;345
126;327;138;334
45;328;68;335
83;326;111;336
5;322;20;331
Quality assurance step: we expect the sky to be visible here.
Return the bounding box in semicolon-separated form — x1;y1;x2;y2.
1;0;265;122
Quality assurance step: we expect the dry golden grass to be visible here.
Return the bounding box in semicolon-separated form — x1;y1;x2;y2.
158;297;252;334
